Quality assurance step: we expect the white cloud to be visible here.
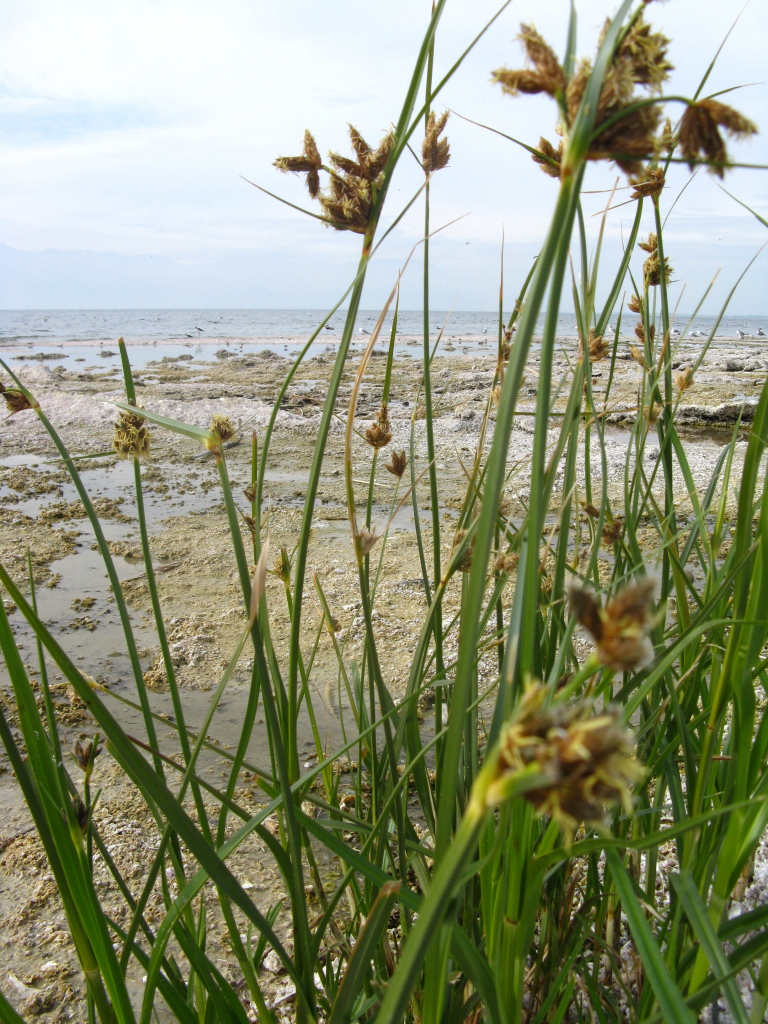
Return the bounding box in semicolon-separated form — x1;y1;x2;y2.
1;0;766;308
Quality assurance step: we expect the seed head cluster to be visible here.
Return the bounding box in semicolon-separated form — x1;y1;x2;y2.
679;99;757;178
113;408;150;459
570;576;656;672
487;683;643;841
365;403;393;450
275;125;395;233
0;381;33;415
210;415;236;442
494;13;675;179
385;450;408;479
579;328;609;362
422;111;451;174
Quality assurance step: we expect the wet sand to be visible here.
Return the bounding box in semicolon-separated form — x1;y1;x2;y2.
1;336;766;1019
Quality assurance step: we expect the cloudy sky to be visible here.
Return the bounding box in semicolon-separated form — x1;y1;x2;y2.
1;0;766;312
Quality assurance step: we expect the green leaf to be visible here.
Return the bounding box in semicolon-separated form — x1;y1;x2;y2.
670;871;749;1024
605;848;695;1024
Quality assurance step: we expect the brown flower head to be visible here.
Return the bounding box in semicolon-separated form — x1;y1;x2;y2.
275;125;394;232
385;450;407;478
73;736;102;773
630;345;647;369
614;13;673;92
494;551;519;574
113;407;150;459
660;117;676;154
357;526;380;557
635;321;655;345
638;232;657;254
679;99;757;178
365;403;392;449
71;794;92;835
451;529;474;573
601;516;624;546
630;167;665;200
485;682;643;841
532;136;563;179
570;576;656;672
492;24;565;99
628;294;643;315
644;252;672;287
243;484;256;503
675;367;695;393
644;401;662;425
579;328;609;362
0;381;34;415
273;547;291;583
210;415;236;442
422;111;450;174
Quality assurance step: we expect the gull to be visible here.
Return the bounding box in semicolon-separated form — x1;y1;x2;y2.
324;325;334;330
737;329;747;339
757;328;765;337
359;327;370;335
482;327;488;335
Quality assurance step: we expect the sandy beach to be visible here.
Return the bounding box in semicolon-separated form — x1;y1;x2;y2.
2;336;768;1019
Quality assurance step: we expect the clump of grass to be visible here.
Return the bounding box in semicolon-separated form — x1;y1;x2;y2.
2;3;767;1023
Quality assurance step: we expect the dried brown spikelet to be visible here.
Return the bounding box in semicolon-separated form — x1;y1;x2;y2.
628;294;643;314
566;59;591;122
581;502;600;519
498;493;513;519
243;514;256;536
630;345;647;368
570;576;656;672
243;484;256;503
72;794;92;835
451;529;474;573
634;321;655;345
675;367;695;393
113;408;150;459
0;381;33;414
357;526;380;557
643;252;672;287
601;517;624;546
616;13;673;91
679;99;757;178
579;329;609;361
274;130;323;198
414;403;427;421
492;68;553;97
532;136;562;178
365;404;392;449
73;736;102;772
385;450;407;478
494;552;519;574
422;111;450;174
589;102;663;176
273;547;291;582
519;24;566;95
638;232;657;253
630;167;665;200
643;402;662;425
660;118;676;153
486;682;643;841
210;415;236;441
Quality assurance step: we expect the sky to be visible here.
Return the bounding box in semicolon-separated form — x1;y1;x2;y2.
1;0;767;313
